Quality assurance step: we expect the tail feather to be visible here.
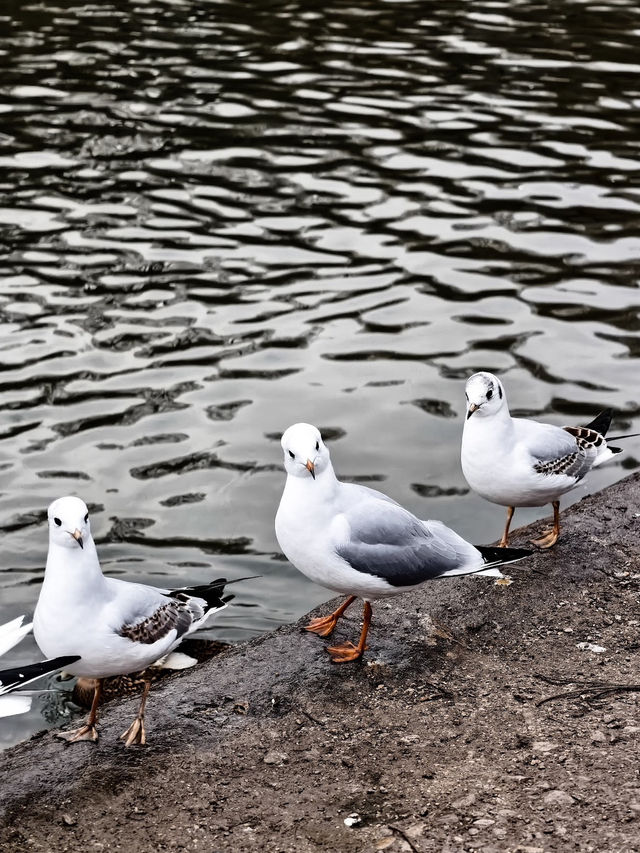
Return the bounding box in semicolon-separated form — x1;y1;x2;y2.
0;694;33;718
0;616;32;658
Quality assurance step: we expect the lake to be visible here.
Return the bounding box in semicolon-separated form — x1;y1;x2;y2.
1;0;639;747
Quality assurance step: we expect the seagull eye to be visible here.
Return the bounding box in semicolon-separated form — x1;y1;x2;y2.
315;441;319;451
486;388;494;400
288;450;295;459
84;513;89;523
54;517;62;527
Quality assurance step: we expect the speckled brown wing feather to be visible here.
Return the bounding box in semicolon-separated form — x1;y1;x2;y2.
533;425;604;480
119;601;192;645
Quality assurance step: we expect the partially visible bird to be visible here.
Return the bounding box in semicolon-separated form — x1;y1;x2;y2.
0;615;79;718
461;371;624;549
275;422;531;663
34;496;234;745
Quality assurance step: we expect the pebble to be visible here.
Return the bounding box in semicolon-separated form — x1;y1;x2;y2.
543;790;575;807
577;642;606;654
263;751;288;765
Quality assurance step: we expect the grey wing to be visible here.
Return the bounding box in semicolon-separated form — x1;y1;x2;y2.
513;419;592;480
335;497;479;587
105;579;196;645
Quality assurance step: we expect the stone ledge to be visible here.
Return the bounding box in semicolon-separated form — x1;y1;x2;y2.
1;473;639;852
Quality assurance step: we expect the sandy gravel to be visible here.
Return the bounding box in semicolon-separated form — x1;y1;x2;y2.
0;473;639;853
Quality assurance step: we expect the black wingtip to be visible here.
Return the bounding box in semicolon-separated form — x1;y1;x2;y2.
476;545;534;565
0;655;81;693
169;576;259;611
608;432;640;442
582;409;613;436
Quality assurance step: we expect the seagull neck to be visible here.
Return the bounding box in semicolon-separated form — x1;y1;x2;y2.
43;537;105;594
285;461;339;502
468;403;513;435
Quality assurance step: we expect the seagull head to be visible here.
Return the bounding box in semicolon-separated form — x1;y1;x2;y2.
465;371;507;419
47;496;91;551
280;422;330;481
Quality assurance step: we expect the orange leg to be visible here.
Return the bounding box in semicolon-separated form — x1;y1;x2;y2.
120;681;151;746
58;678;103;743
327;601;372;664
499;506;515;547
531;500;561;549
120;679;152;746
305;595;357;637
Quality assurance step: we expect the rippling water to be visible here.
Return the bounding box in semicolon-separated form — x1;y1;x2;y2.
1;0;639;747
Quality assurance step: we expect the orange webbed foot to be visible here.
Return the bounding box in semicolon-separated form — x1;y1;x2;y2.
57;724;99;744
326;640;368;664
305;614;340;637
530;528;559;549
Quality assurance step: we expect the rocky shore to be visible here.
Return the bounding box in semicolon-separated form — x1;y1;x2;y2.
1;473;639;853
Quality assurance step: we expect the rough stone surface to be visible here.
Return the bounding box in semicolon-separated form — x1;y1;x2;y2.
1;473;640;852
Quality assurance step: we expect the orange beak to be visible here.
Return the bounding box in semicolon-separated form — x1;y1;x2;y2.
466;403;480;419
305;459;316;480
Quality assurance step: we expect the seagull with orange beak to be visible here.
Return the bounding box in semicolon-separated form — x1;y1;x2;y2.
34;495;233;745
461;371;625;548
275;422;531;663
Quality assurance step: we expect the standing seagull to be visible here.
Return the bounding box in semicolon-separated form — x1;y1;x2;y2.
461;371;623;549
275;422;531;663
0;615;79;718
34;496;232;745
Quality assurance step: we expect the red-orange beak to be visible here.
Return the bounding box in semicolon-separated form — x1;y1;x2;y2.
466;402;480;420
305;459;316;480
72;529;84;549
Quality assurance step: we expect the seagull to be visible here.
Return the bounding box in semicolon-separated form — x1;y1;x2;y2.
0;615;79;718
461;371;624;549
33;496;233;745
275;422;531;663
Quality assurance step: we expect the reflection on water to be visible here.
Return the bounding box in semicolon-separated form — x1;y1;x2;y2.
1;0;639;747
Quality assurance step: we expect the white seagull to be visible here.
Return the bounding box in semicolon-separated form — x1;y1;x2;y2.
34;496;233;745
275;422;531;663
0;615;79;718
461;371;623;549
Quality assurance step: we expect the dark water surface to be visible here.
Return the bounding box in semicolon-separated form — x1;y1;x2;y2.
1;0;639;747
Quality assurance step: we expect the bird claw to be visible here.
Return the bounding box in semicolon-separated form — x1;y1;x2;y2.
120;717;146;747
57;724;99;744
326;641;367;664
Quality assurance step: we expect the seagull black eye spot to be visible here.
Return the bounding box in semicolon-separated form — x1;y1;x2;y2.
84;513;89;523
54;517;62;527
486;388;494;400
288;450;295;459
315;441;319;451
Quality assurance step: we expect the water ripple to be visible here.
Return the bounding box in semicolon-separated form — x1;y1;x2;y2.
0;0;639;748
